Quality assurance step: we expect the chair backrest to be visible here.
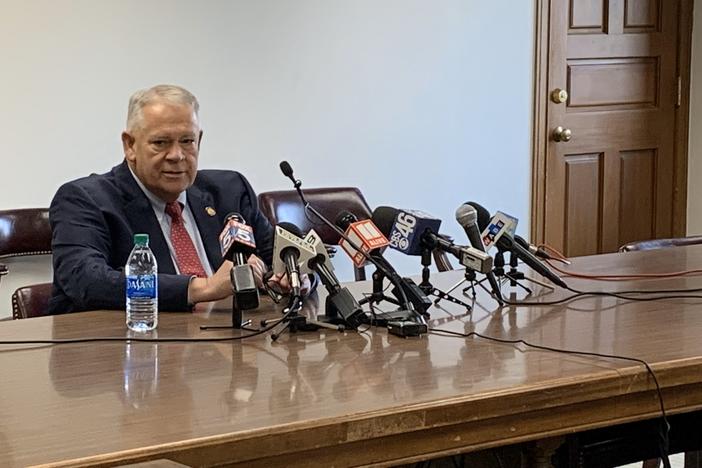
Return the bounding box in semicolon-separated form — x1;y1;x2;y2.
258;187;373;281
0;208;52;279
619;236;702;252
0;208;52;259
258;187;373;245
12;282;53;319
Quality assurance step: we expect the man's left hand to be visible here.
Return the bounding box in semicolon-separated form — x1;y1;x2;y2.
267;271;312;296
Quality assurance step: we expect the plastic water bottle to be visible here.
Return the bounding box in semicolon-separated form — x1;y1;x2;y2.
125;233;158;331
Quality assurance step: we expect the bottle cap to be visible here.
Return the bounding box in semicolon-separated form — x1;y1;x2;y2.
134;233;149;246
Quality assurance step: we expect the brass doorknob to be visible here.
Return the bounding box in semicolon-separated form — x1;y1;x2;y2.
551;88;568;104
552;126;572;142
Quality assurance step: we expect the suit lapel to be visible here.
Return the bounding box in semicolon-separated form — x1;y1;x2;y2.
114;161;178;275
187;185;223;270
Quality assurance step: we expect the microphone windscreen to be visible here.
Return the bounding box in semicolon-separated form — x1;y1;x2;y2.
279;161;294;178
371;206;399;237
455;204;477;227
467;202;492;231
335;210;358;231
277;221;304;238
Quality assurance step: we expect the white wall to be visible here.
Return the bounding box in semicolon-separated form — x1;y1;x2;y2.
0;0;536;318
688;1;702;234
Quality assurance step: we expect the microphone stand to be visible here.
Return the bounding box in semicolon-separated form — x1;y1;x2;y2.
505;249;531;293
447;268;496;303
487;248;553;295
504;248;554;292
261;294;344;342
357;268;424;326
200;263;259;332
281;163;426;337
357;268;401;307
417;246;472;310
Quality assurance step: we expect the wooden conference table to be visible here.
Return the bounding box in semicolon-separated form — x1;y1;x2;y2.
1;247;702;467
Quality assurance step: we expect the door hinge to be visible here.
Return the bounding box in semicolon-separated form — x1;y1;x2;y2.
677;76;682;108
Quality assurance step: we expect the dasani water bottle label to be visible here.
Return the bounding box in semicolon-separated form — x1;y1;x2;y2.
126;275;157;298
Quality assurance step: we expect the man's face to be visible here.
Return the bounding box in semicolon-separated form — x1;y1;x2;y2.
122;102;202;202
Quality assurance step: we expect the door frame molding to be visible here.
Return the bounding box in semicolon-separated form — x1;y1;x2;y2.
530;0;695;244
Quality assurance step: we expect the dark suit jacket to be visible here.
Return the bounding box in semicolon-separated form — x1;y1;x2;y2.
49;160;274;314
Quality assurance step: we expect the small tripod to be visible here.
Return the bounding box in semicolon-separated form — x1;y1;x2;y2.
261;295;344;341
357;268;419;325
418;247;472;310
440;268;494;304
358;268;401;308
494;249;554;294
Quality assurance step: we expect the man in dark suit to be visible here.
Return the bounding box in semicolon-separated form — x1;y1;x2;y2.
49;84;299;314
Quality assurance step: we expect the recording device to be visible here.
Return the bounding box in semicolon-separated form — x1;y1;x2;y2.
307;253;365;329
468;202;567;288
387;319;427;338
335;210;432;316
372;206;493;274
218;213;259;326
454;203;504;301
279;161;426;336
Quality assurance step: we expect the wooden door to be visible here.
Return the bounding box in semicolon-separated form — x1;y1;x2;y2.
537;0;688;257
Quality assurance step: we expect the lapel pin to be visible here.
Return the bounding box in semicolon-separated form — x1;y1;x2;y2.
205;206;216;217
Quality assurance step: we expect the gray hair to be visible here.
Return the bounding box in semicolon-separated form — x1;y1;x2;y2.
126;84;200;131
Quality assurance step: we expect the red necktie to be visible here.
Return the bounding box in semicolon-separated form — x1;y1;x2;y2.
165;202;207;278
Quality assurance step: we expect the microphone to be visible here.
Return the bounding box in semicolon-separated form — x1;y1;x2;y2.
335;211;390;268
372;206;493;274
468;202;567;288
218;213;259;326
454;203;503;302
219;213;257;262
272;222;317;299
307;253;365;329
278;161;426;335
373;207;441;256
514;234;560;262
301;228;336;271
335;210;432;315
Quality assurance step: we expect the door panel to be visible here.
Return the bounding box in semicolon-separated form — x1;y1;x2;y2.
567;58;658;109
618;149;657;245
564;153;603;256
543;0;678;256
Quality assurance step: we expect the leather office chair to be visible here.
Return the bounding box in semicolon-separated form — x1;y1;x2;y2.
0;208;52;318
0;208;52;275
12;282;52;319
258;187;373;281
619;236;702;252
